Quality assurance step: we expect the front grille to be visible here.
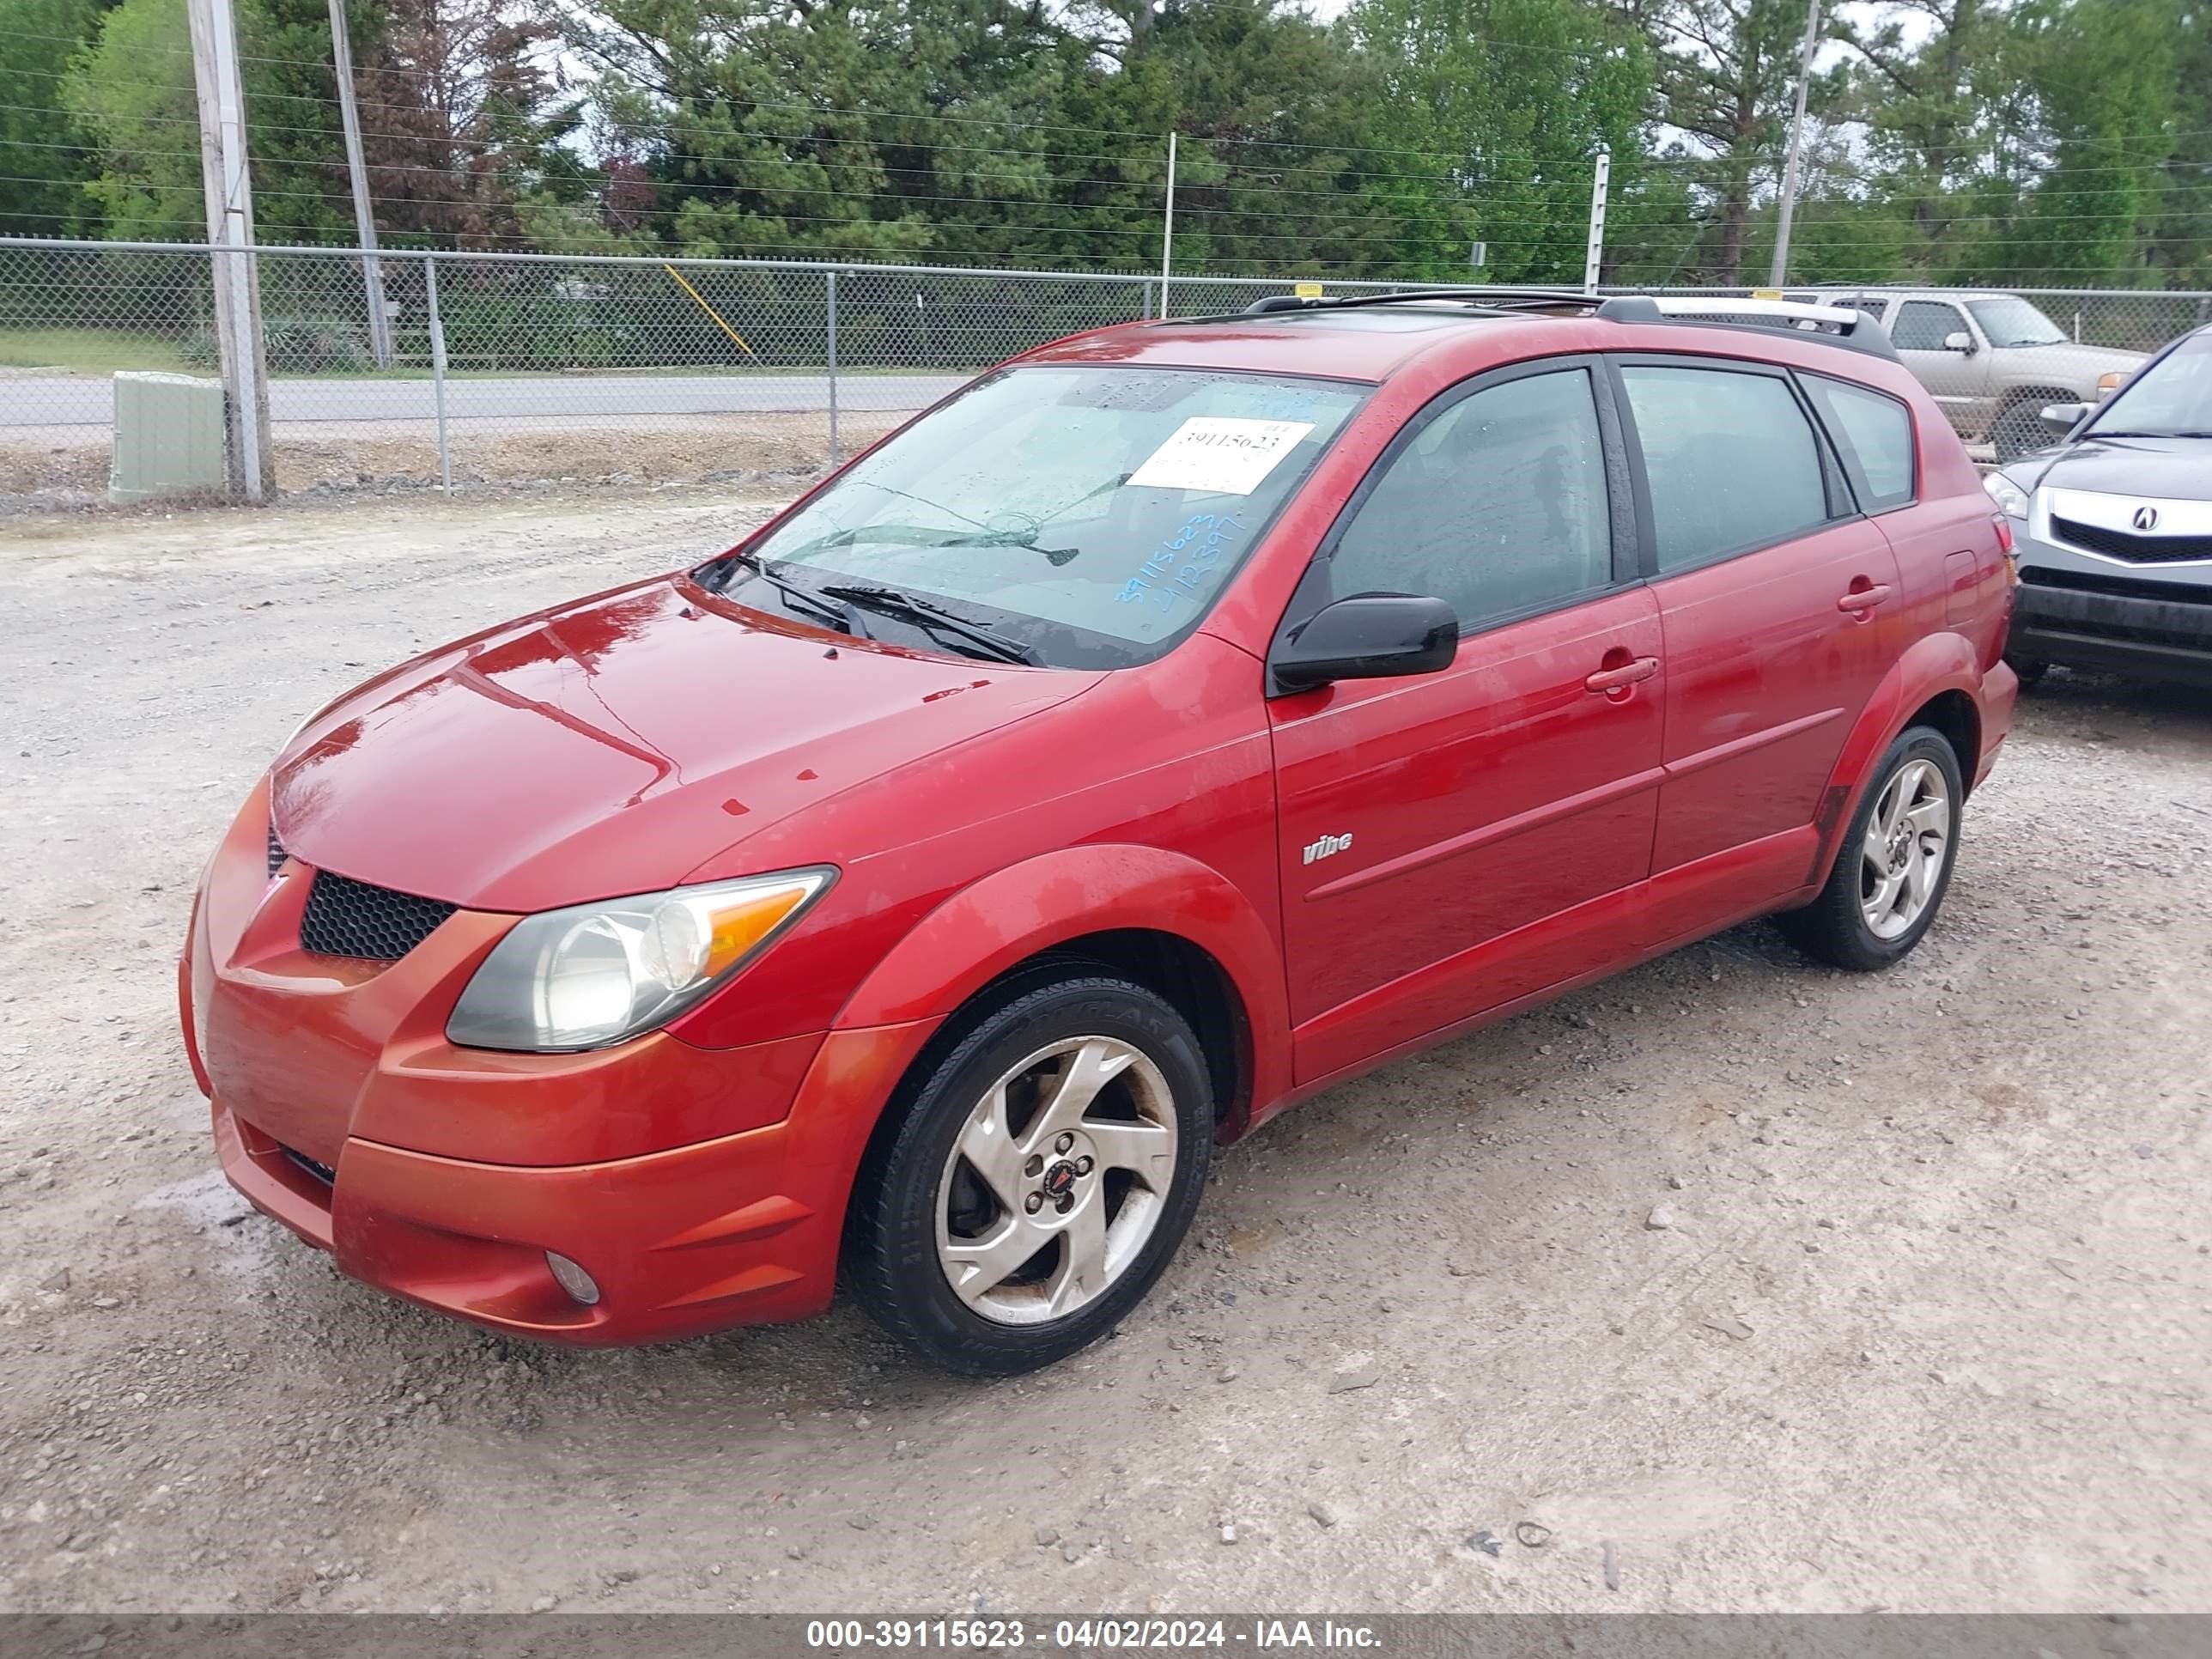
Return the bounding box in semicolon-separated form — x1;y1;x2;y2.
298;869;458;961
266;825;286;878
2051;516;2212;564
279;1145;336;1186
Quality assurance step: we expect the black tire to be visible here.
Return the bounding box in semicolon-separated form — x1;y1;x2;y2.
844;974;1213;1376
2005;653;2050;689
1778;725;1966;972
1990;400;2050;463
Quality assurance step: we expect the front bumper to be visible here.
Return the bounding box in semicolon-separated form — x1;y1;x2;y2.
184;784;939;1346
2012;568;2212;686
206;1018;930;1346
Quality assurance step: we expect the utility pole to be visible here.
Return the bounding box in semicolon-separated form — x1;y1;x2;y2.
1582;146;1610;295
1769;0;1822;289
327;0;392;367
187;0;270;501
1158;131;1176;321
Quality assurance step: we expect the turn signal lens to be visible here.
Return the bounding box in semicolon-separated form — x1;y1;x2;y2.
2096;370;2124;398
546;1252;600;1306
446;866;836;1052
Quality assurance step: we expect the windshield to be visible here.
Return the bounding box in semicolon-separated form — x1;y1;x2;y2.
725;365;1366;669
1966;297;2068;348
2087;333;2212;438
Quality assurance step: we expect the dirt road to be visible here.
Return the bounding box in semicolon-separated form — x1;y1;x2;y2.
3;490;2209;1614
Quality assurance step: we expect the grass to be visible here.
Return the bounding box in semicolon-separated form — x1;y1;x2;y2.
0;325;978;380
0;327;200;376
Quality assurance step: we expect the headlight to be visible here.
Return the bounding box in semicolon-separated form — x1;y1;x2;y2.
2095;370;2125;398
447;866;835;1052
1982;471;2030;519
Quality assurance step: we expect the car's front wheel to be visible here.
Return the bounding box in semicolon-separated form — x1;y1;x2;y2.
845;973;1212;1375
1991;400;2049;463
1778;726;1964;971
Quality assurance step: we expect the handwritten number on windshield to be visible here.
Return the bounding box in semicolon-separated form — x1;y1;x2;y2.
1116;513;1244;611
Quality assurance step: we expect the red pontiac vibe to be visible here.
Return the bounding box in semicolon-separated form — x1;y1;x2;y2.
180;292;2018;1374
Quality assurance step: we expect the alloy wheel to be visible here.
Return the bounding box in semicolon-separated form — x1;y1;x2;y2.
1859;757;1952;939
933;1035;1180;1327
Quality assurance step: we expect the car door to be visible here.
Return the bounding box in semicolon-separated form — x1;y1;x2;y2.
1609;357;1904;948
1268;357;1666;1084
1890;299;1991;438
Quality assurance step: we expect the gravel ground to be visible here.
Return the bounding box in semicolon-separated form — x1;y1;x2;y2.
2;489;2209;1615
0;412;904;512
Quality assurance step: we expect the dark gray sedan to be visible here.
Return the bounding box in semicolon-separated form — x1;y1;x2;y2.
1984;325;2212;687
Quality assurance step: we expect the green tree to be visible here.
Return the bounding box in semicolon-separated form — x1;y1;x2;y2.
0;0;116;237
1627;0;1812;283
1342;0;1652;283
64;0;355;243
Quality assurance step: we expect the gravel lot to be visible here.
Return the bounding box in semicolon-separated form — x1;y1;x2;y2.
3;489;2209;1615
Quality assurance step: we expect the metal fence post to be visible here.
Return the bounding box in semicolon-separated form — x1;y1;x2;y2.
424;253;452;492
827;269;840;466
1583;147;1611;295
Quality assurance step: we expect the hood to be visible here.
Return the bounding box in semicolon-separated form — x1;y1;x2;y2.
2044;343;2146;374
2008;433;2212;501
270;577;1100;913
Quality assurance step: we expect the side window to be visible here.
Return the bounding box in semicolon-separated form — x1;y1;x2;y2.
1328;368;1613;629
1891;301;1962;352
1852;296;1889;322
1618;365;1832;573
1802;374;1916;511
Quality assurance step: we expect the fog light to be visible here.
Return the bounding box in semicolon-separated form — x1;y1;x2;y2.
545;1251;600;1306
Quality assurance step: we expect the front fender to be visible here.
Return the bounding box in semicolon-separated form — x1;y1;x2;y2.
831;843;1292;1124
1807;631;1983;888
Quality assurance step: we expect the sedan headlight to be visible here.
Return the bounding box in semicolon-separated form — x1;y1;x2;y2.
2096;370;2125;398
447;867;835;1052
1982;471;2030;520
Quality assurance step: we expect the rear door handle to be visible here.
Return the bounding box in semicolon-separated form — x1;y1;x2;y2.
1584;656;1659;694
1837;584;1893;613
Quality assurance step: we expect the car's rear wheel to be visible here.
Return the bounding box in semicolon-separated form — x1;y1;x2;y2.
845;974;1212;1375
1778;726;1964;971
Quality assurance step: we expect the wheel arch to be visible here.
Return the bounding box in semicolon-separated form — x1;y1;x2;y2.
831;843;1291;1139
1995;381;2080;416
1990;382;2079;450
1806;634;1984;889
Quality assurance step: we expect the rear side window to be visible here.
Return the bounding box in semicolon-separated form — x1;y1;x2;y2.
1618;366;1831;573
1329;368;1613;629
1852;296;1889;322
1802;374;1916;510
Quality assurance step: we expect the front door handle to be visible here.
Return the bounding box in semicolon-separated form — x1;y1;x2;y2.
1837;583;1893;614
1584;656;1659;695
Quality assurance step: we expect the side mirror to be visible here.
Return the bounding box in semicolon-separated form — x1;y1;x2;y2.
1271;593;1458;695
1942;331;1976;354
2040;401;2089;434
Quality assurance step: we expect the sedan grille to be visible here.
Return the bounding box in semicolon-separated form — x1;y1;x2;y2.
298;869;458;961
2051;515;2212;565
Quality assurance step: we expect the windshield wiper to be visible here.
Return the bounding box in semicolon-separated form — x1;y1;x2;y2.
815;584;1041;665
810;521;1082;567
711;550;877;638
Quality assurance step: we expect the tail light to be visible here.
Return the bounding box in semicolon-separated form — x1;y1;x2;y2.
1993;513;2019;585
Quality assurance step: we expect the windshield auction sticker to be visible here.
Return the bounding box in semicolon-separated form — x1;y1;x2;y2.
1127;417;1315;495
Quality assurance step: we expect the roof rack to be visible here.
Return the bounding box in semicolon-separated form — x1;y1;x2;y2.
1231;289;1899;362
1243;287;1601;316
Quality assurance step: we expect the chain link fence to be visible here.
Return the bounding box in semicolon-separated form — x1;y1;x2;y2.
3;237;2208;507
